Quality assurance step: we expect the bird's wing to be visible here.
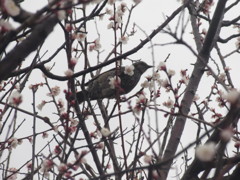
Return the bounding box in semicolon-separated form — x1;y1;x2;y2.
84;66;124;86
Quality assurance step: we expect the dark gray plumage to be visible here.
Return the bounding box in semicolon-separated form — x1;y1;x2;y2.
76;61;152;103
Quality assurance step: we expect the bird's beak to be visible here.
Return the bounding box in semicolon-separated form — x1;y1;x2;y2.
148;65;154;68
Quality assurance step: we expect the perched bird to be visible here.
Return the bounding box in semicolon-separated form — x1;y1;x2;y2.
76;61;152;103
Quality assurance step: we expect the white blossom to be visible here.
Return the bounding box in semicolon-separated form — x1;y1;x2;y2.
57;10;66;21
181;76;189;85
0;20;13;32
148;81;155;91
75;28;86;41
114;14;122;24
160;79;169;88
221;129;233;142
58;163;67;173
8;137;18;149
137;94;147;104
7;167;17;180
3;0;20;16
108;0;116;5
107;22;114;29
64;69;74;77
95;38;101;49
218;73;226;82
90;38;102;51
195;142;216;162
91;0;103;4
167;69;176;76
124;65;134;76
133;105;141;115
37;101;46;111
109;76;121;89
47;86;60;97
58;98;65;113
223;89;239;104
133;0;142;4
100;127;111;137
157;61;166;71
9;91;22;106
152;72;160;81
105;8;113;15
42;132;49;139
143;155;152;164
96;142;105;149
70;118;78;127
119;36;129;44
193;94;200;102
235;37;240;49
40;159;54;173
141;80;150;88
163;98;174;108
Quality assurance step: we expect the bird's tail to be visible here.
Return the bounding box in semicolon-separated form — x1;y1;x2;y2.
76;91;87;104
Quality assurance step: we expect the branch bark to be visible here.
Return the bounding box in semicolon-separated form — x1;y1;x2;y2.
160;0;228;179
0;15;58;81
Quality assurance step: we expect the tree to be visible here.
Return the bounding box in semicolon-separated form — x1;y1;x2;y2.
1;0;240;179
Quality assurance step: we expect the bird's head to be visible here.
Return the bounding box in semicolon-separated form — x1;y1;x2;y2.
133;61;153;74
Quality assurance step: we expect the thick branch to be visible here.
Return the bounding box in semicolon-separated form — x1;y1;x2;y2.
0;15;58;81
160;0;228;179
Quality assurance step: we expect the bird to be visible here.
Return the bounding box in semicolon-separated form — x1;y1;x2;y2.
76;61;152;103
